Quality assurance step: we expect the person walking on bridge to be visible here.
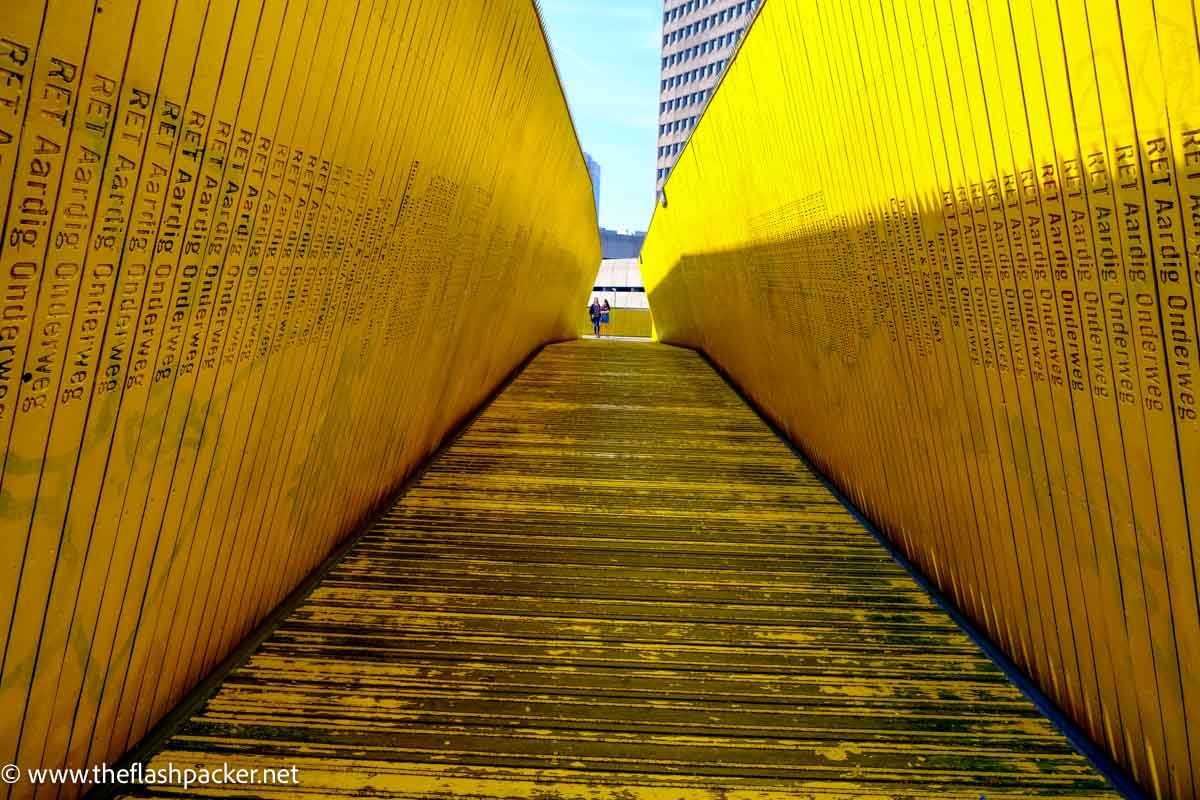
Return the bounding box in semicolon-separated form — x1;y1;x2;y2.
589;297;602;337
601;300;611;336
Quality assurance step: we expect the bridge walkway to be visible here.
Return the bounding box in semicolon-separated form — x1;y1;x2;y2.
114;340;1117;799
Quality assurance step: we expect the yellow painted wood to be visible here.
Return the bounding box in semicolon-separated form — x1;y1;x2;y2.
641;2;1200;797
578;308;654;338
0;0;598;794
121;341;1116;799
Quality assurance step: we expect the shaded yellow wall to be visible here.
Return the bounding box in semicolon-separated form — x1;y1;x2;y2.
0;0;597;789
578;308;654;338
642;1;1199;798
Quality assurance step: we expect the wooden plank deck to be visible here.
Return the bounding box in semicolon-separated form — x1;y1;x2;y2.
116;340;1118;799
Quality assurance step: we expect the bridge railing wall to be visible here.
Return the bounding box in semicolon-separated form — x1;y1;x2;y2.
642;1;1199;797
0;0;598;791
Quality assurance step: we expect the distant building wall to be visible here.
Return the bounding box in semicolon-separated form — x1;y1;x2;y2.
599;229;646;260
656;0;763;193
589;257;648;310
585;152;601;214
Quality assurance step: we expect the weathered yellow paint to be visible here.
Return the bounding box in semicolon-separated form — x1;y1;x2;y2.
117;341;1117;798
641;2;1199;798
0;0;597;794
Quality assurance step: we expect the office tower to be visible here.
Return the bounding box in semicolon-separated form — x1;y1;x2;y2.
655;0;761;195
585;152;601;214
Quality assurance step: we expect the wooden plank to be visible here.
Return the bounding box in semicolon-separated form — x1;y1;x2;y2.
118;340;1118;798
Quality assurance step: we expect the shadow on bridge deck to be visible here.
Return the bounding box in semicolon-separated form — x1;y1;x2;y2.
110;340;1117;799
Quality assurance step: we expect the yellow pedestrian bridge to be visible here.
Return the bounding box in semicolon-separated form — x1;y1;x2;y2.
0;1;1195;799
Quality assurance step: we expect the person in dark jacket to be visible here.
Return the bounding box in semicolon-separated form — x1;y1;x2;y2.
589;297;602;336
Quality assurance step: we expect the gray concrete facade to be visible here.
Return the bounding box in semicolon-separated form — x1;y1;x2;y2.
584;152;601;215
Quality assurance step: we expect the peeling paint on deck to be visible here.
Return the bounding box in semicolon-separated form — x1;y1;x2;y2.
116;341;1117;798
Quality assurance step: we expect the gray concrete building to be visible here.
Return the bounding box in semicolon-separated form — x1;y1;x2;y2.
600;228;645;260
591;258;648;311
656;0;761;194
584;152;601;215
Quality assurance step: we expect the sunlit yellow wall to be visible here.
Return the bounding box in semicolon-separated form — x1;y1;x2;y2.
577;308;654;338
0;0;597;790
642;1;1200;797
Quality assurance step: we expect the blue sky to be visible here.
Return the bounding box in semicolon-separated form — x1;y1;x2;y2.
539;0;662;233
